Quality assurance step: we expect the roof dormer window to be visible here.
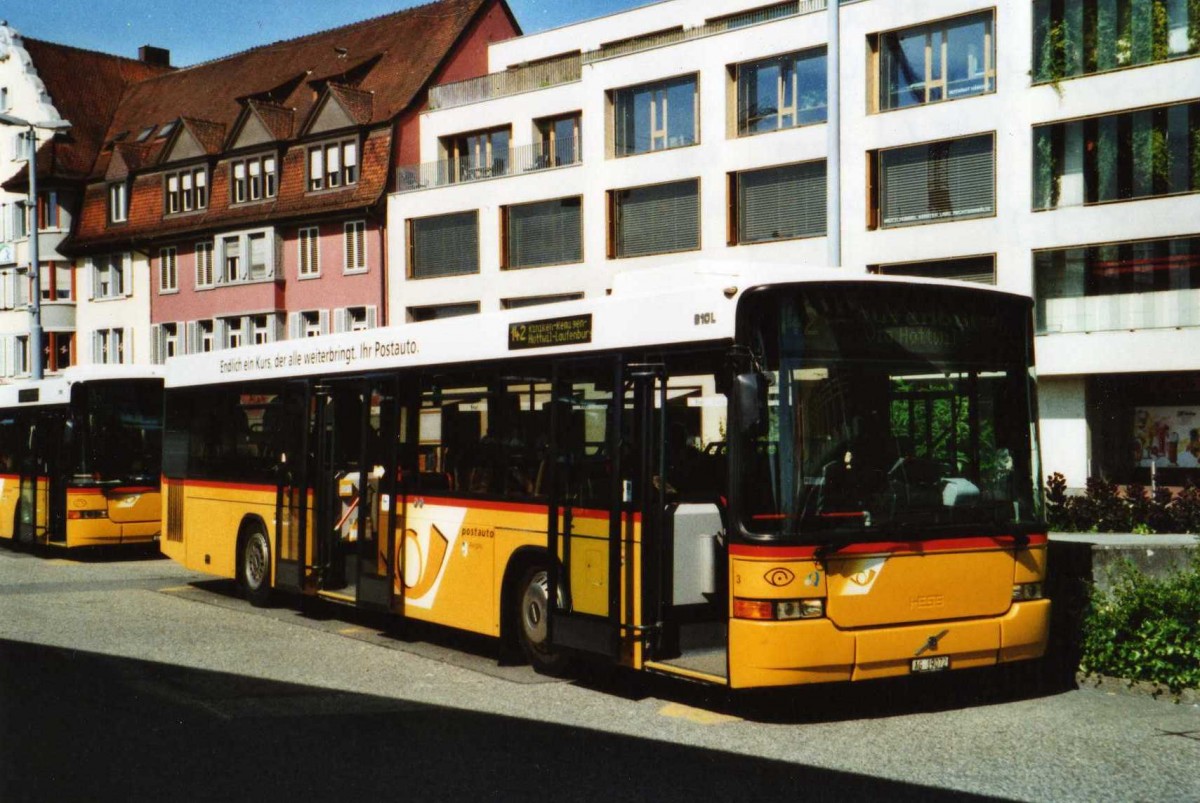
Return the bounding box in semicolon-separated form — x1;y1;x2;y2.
231;154;277;204
165;166;208;215
136;125;155;142
307;137;358;192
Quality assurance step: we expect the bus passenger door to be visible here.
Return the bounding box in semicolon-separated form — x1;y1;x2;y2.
274;381;311;592
15;412;44;545
354;377;399;612
547;359;624;658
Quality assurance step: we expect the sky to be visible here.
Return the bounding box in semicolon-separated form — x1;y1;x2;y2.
2;0;655;66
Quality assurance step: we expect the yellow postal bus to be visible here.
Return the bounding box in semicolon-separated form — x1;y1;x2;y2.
161;265;1049;688
0;366;163;549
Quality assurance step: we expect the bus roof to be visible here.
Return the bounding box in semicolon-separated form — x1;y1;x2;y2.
0;365;164;409
163;263;1027;389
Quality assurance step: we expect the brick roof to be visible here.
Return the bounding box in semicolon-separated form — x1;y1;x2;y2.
10;38;173;185
68;0;510;253
98;0;491;168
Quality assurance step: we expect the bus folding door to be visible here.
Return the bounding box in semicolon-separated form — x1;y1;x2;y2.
274;381;311;592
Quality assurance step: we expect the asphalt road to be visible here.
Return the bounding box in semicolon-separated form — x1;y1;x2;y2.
0;545;1197;802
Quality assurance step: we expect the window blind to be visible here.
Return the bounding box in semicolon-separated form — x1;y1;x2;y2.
739;161;826;242
880;134;994;228
615;179;699;258
412;212;480;278
507;198;582;269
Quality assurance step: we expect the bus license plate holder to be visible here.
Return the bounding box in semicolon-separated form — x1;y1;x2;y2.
910;655;950;674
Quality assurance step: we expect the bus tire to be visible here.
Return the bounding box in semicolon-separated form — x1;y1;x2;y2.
239;526;273;608
516;565;572;676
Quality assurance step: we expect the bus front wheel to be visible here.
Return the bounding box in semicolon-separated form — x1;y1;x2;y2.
516;565;572;676
240;527;273;608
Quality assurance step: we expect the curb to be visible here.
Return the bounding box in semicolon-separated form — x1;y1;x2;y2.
1075;672;1200;705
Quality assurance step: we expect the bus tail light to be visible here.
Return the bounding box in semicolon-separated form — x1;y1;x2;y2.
733;598;824;620
1012;582;1043;600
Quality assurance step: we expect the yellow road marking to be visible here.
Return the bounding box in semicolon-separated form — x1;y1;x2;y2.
338;626;370;635
159;585;193;593
658;702;740;725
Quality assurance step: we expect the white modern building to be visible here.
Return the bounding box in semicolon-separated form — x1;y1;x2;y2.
386;0;1200;490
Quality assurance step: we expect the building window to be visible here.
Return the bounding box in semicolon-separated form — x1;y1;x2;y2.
216;229;275;283
870;133;995;229
1033;100;1200;210
152;322;180;364
0;269;29;310
188;319;215;353
93;328;125;364
535;113;581;168
502;293;584;310
38;191;60;230
250;314;279;345
1034;0;1199;84
232;154;277;204
874;11;995;112
159;247;178;293
291;310;328;338
502;197;583;270
734;47;827;135
299;227;320;277
344;220;367;273
91;254;130;299
730;161;826;245
408;211;480;279
1034;234;1200;334
48;332;72;373
165;166;207;214
871;254;996;285
335;306;377;332
409;302;480;322
195;242;214;288
41;263;72;302
223;317;245;350
307;138;358;191
108;182;128;223
442;126;510;181
609;179;700;258
613;74;698;156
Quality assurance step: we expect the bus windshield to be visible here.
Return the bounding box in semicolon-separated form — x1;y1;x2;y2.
74;380;163;485
737;283;1042;541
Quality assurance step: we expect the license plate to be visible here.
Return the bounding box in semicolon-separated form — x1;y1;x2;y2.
911;655;950;674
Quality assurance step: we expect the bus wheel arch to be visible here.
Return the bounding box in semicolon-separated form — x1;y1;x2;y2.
501;549;572;676
236;516;273;607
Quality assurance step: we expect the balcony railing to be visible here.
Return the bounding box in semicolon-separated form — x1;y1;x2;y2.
429;54;582;111
1038;289;1200;335
582;0;826;64
396;135;581;193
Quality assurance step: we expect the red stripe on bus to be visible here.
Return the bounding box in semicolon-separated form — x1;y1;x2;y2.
730;534;1047;559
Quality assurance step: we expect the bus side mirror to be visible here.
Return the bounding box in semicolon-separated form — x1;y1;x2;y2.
735;373;768;434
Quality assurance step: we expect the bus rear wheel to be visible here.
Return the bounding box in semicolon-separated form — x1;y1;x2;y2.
516;565;572;676
240;527;273;608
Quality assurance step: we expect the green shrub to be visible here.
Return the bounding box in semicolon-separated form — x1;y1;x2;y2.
1080;558;1200;694
1044;473;1200;534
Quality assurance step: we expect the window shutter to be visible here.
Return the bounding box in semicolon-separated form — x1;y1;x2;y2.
880;134;994;228
507;198;582;269
616;180;700;258
318;309;331;336
739;161;827;243
333;308;348;334
120;254;132;297
365;306;377;329
150;325;162;364
185;321;198;354
411;212;479;278
88;258;99;299
288;312;300;340
272;315;285;342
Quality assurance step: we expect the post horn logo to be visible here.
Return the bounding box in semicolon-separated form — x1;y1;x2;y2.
764;567;795;587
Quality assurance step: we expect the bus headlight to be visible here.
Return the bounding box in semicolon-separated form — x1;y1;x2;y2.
733;598;824;620
68;510;108;520
1012;582;1043;600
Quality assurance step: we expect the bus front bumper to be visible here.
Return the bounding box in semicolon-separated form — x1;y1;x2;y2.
727;599;1050;690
